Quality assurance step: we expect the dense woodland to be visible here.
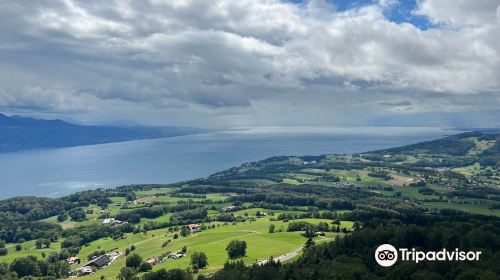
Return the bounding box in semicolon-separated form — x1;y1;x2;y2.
207;218;500;280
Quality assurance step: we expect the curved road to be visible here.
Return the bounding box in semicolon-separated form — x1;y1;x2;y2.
255;246;303;265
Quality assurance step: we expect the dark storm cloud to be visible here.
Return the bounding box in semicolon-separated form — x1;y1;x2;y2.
0;0;499;127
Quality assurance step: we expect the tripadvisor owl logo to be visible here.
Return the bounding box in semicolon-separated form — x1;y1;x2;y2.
375;244;398;267
375;244;482;267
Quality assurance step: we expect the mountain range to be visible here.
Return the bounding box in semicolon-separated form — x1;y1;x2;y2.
0;113;205;153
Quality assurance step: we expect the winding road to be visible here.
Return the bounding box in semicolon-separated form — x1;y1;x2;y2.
255;246;303;265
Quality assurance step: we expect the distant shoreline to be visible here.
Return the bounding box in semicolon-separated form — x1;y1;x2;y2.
0;128;465;200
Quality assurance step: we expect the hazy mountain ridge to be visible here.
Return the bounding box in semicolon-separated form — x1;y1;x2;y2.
372;132;500;158
0;113;204;153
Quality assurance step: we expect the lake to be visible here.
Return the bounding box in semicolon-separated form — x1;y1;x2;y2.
0;127;460;199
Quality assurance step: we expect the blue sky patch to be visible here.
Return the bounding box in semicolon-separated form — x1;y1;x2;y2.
287;0;435;30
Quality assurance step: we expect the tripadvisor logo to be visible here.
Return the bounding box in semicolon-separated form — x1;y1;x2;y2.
375;244;398;267
375;244;482;267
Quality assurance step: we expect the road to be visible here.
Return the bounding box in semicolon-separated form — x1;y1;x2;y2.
255;246;303;265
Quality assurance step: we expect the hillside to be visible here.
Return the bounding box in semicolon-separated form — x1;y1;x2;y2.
0;132;498;280
375;131;500;157
0;113;204;153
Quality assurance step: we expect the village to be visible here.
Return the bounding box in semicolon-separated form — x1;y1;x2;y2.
68;224;203;277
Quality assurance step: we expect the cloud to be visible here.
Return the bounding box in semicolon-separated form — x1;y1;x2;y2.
0;0;498;127
0;87;91;113
415;0;500;26
379;101;412;107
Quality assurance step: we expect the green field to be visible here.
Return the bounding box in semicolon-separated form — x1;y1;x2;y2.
134;187;177;197
232;207;304;217
2;240;63;263
301;168;389;187
422;201;500;217
73;217;350;279
2;207;352;279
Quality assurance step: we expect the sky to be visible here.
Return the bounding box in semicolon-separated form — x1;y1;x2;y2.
0;0;499;128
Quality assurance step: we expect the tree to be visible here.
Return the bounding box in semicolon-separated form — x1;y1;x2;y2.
226;240;247;259
181;226;190;237
118;267;137;280
303;224;316;238
139;262;152;272
304;238;315;249
125;253;142;269
0;262;9;275
10;256;39;277
269;224;276;233
353;221;361;231
49;261;70;278
0;248;7;256
142;268;192;280
0;241;6;256
35;239;43;249
126;193;136;201
68;208;86;222
15;244;22;251
317;222;329;232
191;252;208;269
47;253;58;263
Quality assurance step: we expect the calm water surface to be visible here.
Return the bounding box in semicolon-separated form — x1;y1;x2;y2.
0;127;460;199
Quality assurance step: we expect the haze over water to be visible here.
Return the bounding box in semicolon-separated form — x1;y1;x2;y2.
0;127;460;199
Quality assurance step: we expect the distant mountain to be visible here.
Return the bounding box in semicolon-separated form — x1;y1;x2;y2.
0;113;206;153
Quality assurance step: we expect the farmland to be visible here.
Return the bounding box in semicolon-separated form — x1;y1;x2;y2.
0;132;498;279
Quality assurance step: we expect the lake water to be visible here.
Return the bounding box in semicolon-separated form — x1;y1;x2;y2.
0;127;460;199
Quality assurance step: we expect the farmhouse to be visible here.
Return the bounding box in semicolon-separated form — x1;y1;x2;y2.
87;254;112;268
66;256;81;265
77;266;93;276
146;256;159;265
102;218;125;226
256;211;266;218
188;223;201;231
221;205;236;212
168;252;185;259
102;218;115;224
